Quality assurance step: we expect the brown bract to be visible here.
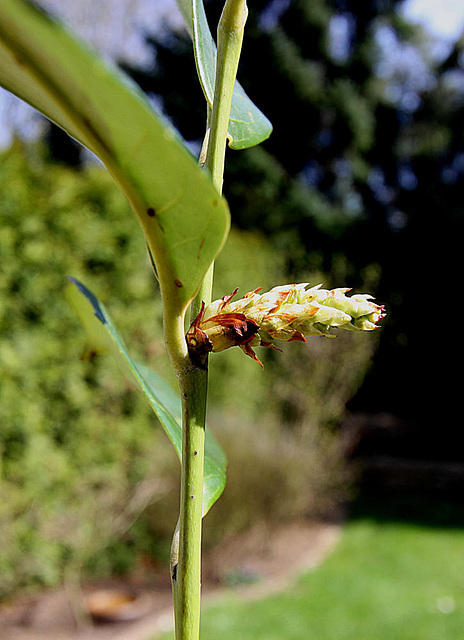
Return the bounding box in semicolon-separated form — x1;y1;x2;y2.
186;302;260;367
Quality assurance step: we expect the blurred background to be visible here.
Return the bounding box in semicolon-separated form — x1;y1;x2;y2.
1;0;464;637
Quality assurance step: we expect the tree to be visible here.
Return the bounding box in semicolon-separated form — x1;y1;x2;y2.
82;0;464;456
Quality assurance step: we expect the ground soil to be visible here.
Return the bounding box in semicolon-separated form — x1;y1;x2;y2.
0;519;340;640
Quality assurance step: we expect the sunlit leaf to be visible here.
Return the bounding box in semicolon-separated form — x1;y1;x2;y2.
66;277;226;516
0;0;230;317
176;0;272;149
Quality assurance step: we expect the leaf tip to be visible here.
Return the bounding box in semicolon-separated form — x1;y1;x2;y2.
67;276;107;325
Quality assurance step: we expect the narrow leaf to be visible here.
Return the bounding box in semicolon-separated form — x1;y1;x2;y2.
66;277;226;516
0;0;230;317
177;0;272;149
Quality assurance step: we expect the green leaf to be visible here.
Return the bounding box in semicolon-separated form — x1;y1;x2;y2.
177;0;272;149
66;277;226;516
0;0;230;317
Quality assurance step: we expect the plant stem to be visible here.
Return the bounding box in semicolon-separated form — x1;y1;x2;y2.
204;0;248;190
173;365;207;639
171;2;248;639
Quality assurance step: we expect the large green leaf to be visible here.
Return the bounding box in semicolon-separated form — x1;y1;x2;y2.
66;277;226;516
176;0;272;149
0;0;230;316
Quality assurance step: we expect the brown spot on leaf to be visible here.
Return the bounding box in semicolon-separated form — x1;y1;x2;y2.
197;238;205;260
175;279;183;288
147;207;156;217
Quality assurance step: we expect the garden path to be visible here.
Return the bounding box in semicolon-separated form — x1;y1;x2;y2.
0;519;340;640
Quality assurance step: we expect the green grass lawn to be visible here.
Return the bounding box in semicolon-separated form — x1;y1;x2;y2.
157;500;464;639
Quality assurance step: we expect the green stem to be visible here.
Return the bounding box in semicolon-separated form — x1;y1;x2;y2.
170;2;248;640
173;365;207;639
205;0;248;190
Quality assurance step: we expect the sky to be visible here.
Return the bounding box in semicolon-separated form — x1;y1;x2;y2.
401;0;464;40
1;0;464;149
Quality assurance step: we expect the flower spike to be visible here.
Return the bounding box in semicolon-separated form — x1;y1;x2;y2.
186;283;386;366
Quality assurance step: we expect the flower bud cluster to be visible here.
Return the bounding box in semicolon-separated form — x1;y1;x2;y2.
186;283;385;367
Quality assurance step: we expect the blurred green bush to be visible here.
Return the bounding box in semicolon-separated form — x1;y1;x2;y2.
0;142;171;598
0;143;376;599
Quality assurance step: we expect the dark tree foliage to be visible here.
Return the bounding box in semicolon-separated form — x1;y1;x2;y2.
118;0;464;458
43;122;82;166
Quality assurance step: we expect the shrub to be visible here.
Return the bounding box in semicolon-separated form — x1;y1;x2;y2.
0;142;168;597
0;143;376;598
